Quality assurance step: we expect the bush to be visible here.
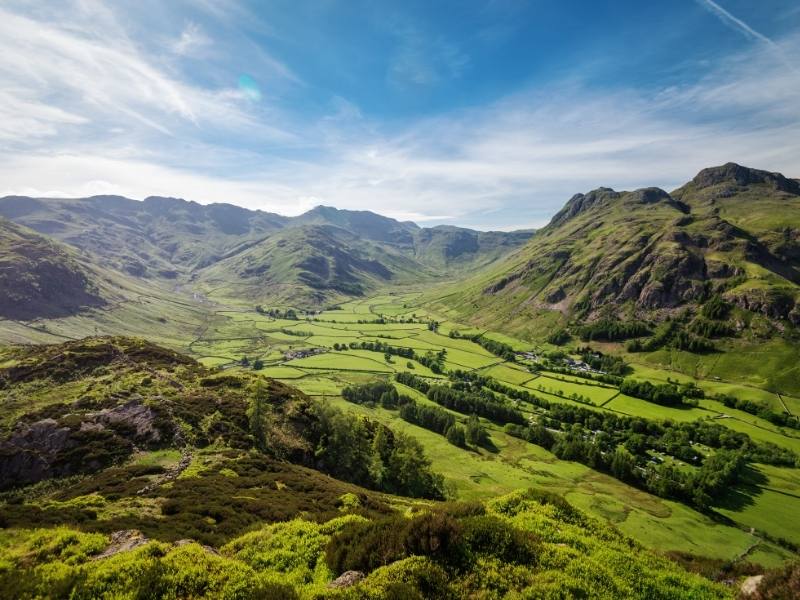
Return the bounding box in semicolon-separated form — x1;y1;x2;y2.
325;512;463;574
460;515;539;564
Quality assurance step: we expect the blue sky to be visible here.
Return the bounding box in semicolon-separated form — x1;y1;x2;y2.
1;0;799;229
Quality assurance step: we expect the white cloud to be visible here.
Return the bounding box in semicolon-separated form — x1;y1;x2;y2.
0;2;799;230
173;22;212;56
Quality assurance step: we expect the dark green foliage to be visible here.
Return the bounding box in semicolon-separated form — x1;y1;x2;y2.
620;378;685;406
578;320;650;342
446;425;467;447
689;318;734;338
396;372;430;393
717;393;800;430
426;385;525;425
702;295;732;320
578;350;630;376
672;330;715;353
546;329;570;345
399;400;456;436
312;403;445;500
468;335;517;361
460;515;540;564
464;415;490;449
325;512;463;574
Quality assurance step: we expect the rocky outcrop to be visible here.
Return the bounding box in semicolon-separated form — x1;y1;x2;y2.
692;163;800;195
328;571;365;589
0;399;165;490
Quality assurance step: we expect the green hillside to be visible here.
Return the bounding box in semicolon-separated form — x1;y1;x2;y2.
1;165;800;598
0;337;743;599
0;217;105;320
427;164;800;393
0;197;531;308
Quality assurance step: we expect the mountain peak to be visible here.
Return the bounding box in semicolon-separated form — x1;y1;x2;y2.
692;163;800;195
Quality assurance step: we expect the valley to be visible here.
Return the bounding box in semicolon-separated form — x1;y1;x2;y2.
2;163;800;598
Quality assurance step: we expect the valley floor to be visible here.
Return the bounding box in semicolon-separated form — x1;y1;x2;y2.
2;287;800;570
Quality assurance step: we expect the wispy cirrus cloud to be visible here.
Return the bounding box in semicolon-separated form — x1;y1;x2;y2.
0;1;799;230
697;0;777;46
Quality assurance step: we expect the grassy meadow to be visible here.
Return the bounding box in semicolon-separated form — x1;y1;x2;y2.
2;287;799;570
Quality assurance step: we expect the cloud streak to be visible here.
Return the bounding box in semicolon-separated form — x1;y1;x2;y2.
0;2;799;230
697;0;777;47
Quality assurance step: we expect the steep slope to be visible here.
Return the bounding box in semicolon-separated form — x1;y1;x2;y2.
0;195;287;278
432;163;800;338
0;196;532;308
0;217;105;320
193;223;433;306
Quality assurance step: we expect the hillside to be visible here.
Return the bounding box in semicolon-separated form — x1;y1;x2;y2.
0;195;288;278
193;223;434;306
0;197;532;307
0;217;105;320
429;165;800;378
0;337;740;599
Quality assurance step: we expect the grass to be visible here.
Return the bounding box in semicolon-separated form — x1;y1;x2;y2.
3;289;800;568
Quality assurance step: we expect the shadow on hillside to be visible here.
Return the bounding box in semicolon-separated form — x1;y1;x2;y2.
711;465;767;512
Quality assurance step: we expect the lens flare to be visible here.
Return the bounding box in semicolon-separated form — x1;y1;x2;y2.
237;74;262;101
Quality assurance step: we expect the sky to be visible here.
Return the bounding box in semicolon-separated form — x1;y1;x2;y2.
1;1;800;230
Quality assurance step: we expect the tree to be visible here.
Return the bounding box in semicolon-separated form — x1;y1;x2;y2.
445;424;467;448
248;380;270;452
252;359;264;370
240;356;250;366
465;415;489;448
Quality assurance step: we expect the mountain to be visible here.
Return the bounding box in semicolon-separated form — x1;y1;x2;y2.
0;195;287;278
194;223;431;306
0;217;105;320
433;163;800;340
0;197;532;307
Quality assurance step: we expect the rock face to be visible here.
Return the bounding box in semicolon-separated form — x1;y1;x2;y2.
328;571;365;589
0;399;165;490
478;163;800;324
94;530;150;560
692;163;800;195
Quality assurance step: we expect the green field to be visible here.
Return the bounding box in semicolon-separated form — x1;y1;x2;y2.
111;291;789;567
2;287;799;570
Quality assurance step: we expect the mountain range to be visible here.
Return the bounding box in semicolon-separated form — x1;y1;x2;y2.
0;195;532;312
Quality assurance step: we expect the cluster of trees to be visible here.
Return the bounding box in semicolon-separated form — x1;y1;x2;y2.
396;371;430;393
672;330;716;353
717;394;800;430
281;328;313;337
255;306;298;319
505;418;748;508
346;340;416;359
427;384;526;425
400;401;456;437
339;341;446;373
240;356;264;370
577;320;650;342
342;381;403;407
546;329;570;345
311;403;445;499
619;378;690;407
542;365;621;386
343;380;491;450
578;350;630;376
702;295;732;319
468;335;517;361
689;318;734;339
